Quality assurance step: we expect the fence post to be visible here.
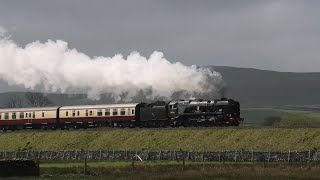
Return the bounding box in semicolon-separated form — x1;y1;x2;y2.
218;151;221;162
84;158;87;175
158;151;161;161
99;150;102;160
135;151;138;161
251;149;254;162
182;155;185;171
74;150;77;160
37;158;40;176
125;150;128;161
308;150;311;163
288;151;291;163
202;152;204;162
62;151;65;160
222;151;225;165
146;151;149;161
38;151;41;160
132;158;135;168
268;151;270;163
37;158;40;169
234;151;237;162
187;151;190;161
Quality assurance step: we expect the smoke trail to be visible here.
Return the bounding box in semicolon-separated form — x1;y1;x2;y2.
0;34;223;101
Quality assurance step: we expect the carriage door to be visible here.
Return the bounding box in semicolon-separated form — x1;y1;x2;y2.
25;112;33;128
27;112;31;123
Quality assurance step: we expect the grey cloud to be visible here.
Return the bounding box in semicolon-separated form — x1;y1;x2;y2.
0;0;319;72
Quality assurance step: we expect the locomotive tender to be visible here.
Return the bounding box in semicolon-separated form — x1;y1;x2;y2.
0;98;242;131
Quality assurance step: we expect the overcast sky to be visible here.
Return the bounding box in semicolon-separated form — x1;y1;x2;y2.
0;0;319;72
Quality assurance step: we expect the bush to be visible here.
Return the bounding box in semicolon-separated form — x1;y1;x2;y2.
262;116;281;126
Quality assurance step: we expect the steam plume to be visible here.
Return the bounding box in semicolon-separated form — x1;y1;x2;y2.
0;35;223;101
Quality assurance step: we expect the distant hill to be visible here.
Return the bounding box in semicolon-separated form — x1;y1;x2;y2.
210;66;320;107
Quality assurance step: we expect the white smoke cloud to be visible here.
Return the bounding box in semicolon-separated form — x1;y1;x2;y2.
0;36;223;101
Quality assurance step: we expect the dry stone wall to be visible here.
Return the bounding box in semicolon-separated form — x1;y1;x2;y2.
0;150;319;162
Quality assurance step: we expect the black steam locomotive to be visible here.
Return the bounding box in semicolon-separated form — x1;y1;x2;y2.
137;98;243;128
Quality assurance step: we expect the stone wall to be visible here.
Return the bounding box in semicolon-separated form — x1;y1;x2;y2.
0;150;319;162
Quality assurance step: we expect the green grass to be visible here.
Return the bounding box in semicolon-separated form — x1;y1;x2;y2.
274;113;320;127
1;128;320;151
37;160;320;179
241;108;288;124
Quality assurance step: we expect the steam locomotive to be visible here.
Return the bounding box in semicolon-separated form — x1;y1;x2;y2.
0;98;243;131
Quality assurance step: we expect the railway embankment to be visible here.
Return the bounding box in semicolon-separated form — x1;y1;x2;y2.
0;128;319;151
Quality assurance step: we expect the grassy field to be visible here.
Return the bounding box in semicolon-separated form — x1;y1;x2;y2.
0;128;320;151
241;108;320;125
36;160;320;179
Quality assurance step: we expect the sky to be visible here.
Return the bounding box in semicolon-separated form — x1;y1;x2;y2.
0;0;319;72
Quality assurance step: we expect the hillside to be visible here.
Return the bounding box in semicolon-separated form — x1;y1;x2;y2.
0;128;319;151
211;66;320;107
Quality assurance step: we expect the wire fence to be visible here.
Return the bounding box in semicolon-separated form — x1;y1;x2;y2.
0;150;320;162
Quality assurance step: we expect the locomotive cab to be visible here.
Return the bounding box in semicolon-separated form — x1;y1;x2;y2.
213;98;242;126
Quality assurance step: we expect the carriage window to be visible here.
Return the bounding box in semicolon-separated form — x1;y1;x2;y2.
90;110;93;116
97;109;102;116
4;113;8;120
72;110;75;117
32;112;35;118
29;113;31;118
42;112;45;117
105;109;110;116
0;114;2;119
112;109;118;116
85;110;88;116
120;109;126;115
132;109;135;115
66;111;69;116
77;111;80;116
19;112;24;119
12;112;16;119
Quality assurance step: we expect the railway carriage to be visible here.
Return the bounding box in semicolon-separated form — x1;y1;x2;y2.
0;107;59;131
58;103;138;129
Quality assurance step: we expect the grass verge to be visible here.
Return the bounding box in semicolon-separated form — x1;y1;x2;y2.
37;160;320;179
0;128;320;151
